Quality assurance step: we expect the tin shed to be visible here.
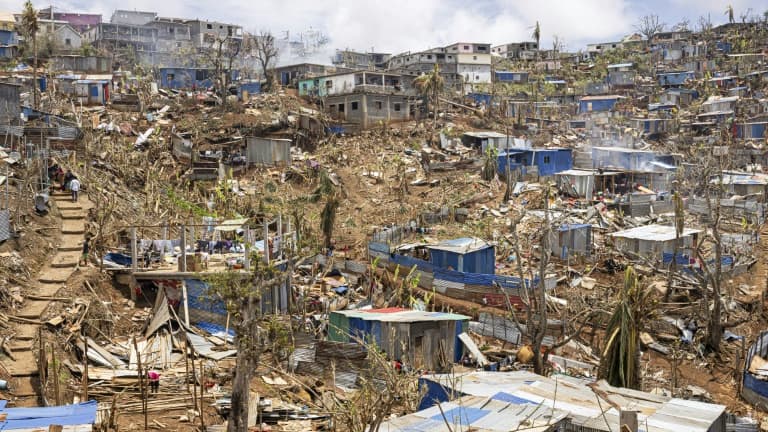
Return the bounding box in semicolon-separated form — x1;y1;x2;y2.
610;224;701;259
328;308;470;371
427;237;495;274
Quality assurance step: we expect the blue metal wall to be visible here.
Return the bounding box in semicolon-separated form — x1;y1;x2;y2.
429;246;494;274
579;98;617;112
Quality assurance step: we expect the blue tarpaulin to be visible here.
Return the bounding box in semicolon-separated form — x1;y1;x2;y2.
0;400;97;430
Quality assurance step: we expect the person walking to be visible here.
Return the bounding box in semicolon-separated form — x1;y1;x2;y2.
62;170;75;192
69;177;80;202
80;236;90;266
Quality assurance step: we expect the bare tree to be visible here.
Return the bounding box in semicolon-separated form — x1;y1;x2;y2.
201;34;241;97
552;34;565;57
253;31;278;92
635;14;665;43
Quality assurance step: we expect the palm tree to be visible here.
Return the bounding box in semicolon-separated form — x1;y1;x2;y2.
726;5;735;24
599;267;656;389
532;21;541;58
21;0;39;109
413;64;445;127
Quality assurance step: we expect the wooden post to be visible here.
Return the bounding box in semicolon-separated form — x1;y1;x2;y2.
82;334;88;401
277;213;282;258
620;410;638;432
184;335;190;395
180;223;187;272
199;357;205;430
51;343;61;405
181;280;190;328
131;227;138;272
132;337;147;431
244;227;251;271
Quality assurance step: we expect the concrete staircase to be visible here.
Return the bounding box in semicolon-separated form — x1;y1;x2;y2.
1;191;90;407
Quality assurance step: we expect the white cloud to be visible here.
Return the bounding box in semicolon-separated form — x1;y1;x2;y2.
2;0;764;61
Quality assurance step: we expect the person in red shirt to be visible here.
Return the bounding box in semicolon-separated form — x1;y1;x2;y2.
148;370;160;393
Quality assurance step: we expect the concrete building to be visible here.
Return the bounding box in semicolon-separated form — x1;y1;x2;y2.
146;18;193;52
273;63;337;87
38;8;102;32
331;49;391;70
298;70;406;97
185;20;243;49
110;10;157;26
491;41;539;60
388;42;492;91
83;22;158;53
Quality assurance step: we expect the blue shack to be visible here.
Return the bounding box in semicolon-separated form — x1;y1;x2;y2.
578;95;621;113
735;122;768;140
238;80;261;100
0;29;18;58
328;308;470;371
427;237;495;275
159;68;240;90
495;71;528;83
657;71;695;87
498;148;573;177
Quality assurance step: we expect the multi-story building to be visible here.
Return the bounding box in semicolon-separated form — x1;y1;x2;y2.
83;22;158;53
37;7;101;32
146;18;193;52
110;10;157;26
388;42;492;91
332;50;391;70
184;20;243;49
491;41;539;60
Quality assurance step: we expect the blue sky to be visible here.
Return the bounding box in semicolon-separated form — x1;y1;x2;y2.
5;0;768;56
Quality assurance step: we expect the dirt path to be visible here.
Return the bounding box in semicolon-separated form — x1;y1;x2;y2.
1;190;91;407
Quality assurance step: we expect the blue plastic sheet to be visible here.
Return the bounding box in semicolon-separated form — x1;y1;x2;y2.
0;400;97;430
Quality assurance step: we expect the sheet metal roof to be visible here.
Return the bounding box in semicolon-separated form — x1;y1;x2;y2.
0;401;97;431
379;395;568;432
426;237;492;254
332;308;469;323
610;224;702;242
419;371;726;432
463;131;508;139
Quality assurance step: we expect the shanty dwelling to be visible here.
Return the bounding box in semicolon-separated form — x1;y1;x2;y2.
245;137;291;166
660;87;698;107
734;122;768;140
74;79;111;105
323;92;416;129
742;330;768;409
378;395;569;432
609;224;702;260
0;82;21;124
426;237;495;275
461;131;512;151
327;308;470;371
717;172;768;201
550;224;592;258
494;70;529;83
238;80;261;101
606;63;636;87
158;67;239;90
417;371;727;432
657;71;695;87
578;95;622;113
0;400;98;431
498;148;573;177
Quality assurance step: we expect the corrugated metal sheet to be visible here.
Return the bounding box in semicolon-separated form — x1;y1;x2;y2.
245;137;291;166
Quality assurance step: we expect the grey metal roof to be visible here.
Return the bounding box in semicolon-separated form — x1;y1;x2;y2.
610;224;702;242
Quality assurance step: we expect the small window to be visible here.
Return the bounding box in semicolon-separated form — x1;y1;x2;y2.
543;156;551;164
325;80;333;88
206;24;212;29
176;42;182;48
426;54;432;60
65;38;71;46
473;55;477;60
302;83;307;90
478;46;487;51
374;101;383;110
169;27;174;33
394;103;401;112
167;73;175;81
351;102;359;110
338;103;345;113
463;45;469;50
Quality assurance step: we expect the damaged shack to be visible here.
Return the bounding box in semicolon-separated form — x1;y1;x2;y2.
328;308;469;371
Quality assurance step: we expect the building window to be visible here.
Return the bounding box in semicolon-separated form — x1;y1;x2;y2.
339;103;345;112
478;46;487;51
351;102;359;110
426;54;432;60
325;80;333;88
374;101;383;110
463;45;469;49
167;73;175;81
176;42;182;48
473;55;477;60
169;27;174;33
206;24;212;29
394;103;401;111
65;38;71;46
543;156;551;164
